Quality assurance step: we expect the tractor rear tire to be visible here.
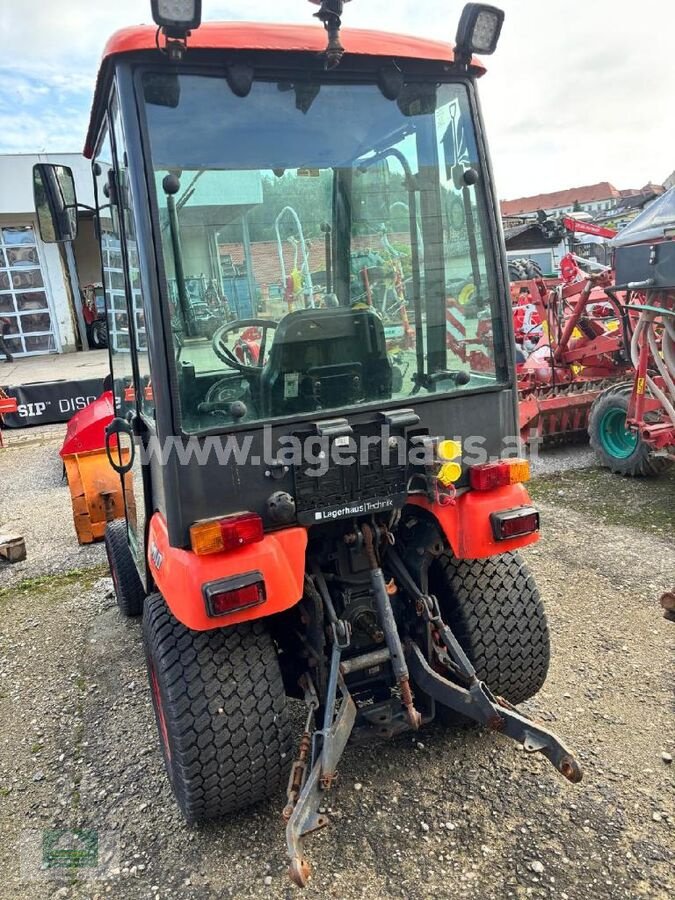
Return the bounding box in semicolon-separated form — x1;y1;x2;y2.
589;385;670;477
142;593;293;824
105;519;145;618
428;551;550;707
508;257;543;282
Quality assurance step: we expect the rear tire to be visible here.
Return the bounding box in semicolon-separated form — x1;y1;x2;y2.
105;519;145;618
589;384;670;477
142;594;293;824
428;551;550;707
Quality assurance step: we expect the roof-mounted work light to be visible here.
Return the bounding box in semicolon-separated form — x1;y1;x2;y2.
455;3;505;66
151;0;202;60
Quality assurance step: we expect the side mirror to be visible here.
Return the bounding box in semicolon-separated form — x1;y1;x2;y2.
33;163;79;243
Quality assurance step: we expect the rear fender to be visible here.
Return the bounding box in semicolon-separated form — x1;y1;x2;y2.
147;513;307;631
407;483;539;559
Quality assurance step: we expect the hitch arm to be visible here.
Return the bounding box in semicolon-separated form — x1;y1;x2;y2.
407;642;582;783
285;626;357;887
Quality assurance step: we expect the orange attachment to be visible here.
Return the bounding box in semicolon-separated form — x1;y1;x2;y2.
148;513;307;631
63;449;132;545
408;483;540;559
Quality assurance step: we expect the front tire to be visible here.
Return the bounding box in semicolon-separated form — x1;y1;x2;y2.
428;551;550;706
142;594;293;824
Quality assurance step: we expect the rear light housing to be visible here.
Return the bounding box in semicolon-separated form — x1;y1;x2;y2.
190;512;264;556
203;572;266;617
469;458;530;491
491;507;540;541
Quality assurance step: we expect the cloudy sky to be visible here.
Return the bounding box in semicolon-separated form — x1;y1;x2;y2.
0;1;673;201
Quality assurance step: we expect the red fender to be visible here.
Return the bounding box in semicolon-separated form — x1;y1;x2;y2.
407;483;540;559
147;513;307;631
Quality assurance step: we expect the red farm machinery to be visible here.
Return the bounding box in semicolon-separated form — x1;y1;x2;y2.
497;197;675;473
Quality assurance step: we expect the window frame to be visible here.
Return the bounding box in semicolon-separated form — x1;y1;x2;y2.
132;59;515;438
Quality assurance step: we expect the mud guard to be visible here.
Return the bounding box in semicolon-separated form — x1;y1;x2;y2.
407;482;539;559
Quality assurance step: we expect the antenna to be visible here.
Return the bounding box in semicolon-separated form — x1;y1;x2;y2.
308;1;353;68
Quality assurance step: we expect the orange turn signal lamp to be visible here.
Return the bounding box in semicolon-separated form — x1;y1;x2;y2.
190;512;264;556
469;458;530;491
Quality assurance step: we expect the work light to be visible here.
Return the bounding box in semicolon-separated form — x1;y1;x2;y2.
455;3;505;62
151;0;202;35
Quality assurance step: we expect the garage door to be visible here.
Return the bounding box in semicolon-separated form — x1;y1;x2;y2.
0;225;57;357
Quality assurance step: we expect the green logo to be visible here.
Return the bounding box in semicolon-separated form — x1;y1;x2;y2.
42;830;98;870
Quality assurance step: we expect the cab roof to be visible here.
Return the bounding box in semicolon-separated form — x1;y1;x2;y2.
83;22;485;157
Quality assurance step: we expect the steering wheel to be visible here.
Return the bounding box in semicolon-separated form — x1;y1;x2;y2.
211;318;279;376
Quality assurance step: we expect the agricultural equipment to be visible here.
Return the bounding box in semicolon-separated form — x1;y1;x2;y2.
588;188;675;474
503;249;634;443
58;389;134;544
81;282;108;349
33;0;583;886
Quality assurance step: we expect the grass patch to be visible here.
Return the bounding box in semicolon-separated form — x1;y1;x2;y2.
530;465;675;535
0;566;108;604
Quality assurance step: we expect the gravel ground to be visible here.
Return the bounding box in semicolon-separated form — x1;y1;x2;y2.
0;437;673;900
0;425;106;587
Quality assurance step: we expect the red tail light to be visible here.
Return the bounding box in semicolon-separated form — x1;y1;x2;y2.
469;458;530;491
190;512;264;555
491;507;540;541
203;573;266;617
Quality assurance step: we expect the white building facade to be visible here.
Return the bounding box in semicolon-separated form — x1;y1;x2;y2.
0;153;97;357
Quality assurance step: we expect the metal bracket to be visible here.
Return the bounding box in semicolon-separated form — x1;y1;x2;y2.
285;623;357;887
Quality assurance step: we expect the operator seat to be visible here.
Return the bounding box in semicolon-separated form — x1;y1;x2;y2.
259;306;393;417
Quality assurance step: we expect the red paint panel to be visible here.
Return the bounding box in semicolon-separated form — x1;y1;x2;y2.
147;513;307;631
408;483;540;559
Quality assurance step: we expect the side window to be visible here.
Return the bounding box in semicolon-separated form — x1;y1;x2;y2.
94;123;134;412
111;104;154;420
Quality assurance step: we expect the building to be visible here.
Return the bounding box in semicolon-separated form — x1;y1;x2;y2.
0;153;100;358
500;182;623;219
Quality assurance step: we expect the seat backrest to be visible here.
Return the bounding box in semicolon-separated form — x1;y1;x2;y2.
259;306;393;417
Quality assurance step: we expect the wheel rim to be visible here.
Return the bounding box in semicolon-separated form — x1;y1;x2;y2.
598;406;638;459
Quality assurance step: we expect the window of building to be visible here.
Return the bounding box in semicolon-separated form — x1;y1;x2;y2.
0;225;56;356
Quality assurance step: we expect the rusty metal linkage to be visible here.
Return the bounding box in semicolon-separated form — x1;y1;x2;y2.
286;621;356;887
385;545;583;784
362;524;422;730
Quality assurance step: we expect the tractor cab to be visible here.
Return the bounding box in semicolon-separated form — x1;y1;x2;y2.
34;1;582;887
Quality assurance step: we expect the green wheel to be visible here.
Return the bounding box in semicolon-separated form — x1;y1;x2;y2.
589;385;670;477
596;405;639;459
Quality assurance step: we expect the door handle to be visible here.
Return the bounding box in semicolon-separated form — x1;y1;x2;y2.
105;416;135;475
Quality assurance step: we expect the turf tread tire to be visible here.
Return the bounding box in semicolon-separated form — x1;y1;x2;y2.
105;519;145;618
143;593;293;824
589;384;670;477
429;551;550;705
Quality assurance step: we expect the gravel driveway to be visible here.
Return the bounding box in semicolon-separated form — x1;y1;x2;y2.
0;435;673;900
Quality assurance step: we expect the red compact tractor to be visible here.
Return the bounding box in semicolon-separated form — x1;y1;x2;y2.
33;0;583;885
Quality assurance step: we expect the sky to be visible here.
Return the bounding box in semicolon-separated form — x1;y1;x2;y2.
0;0;673;201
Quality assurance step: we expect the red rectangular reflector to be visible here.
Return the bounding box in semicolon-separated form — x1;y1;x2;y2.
204;574;266;617
490;507;540;541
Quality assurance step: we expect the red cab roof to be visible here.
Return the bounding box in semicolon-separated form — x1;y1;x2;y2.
84;22;485;157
